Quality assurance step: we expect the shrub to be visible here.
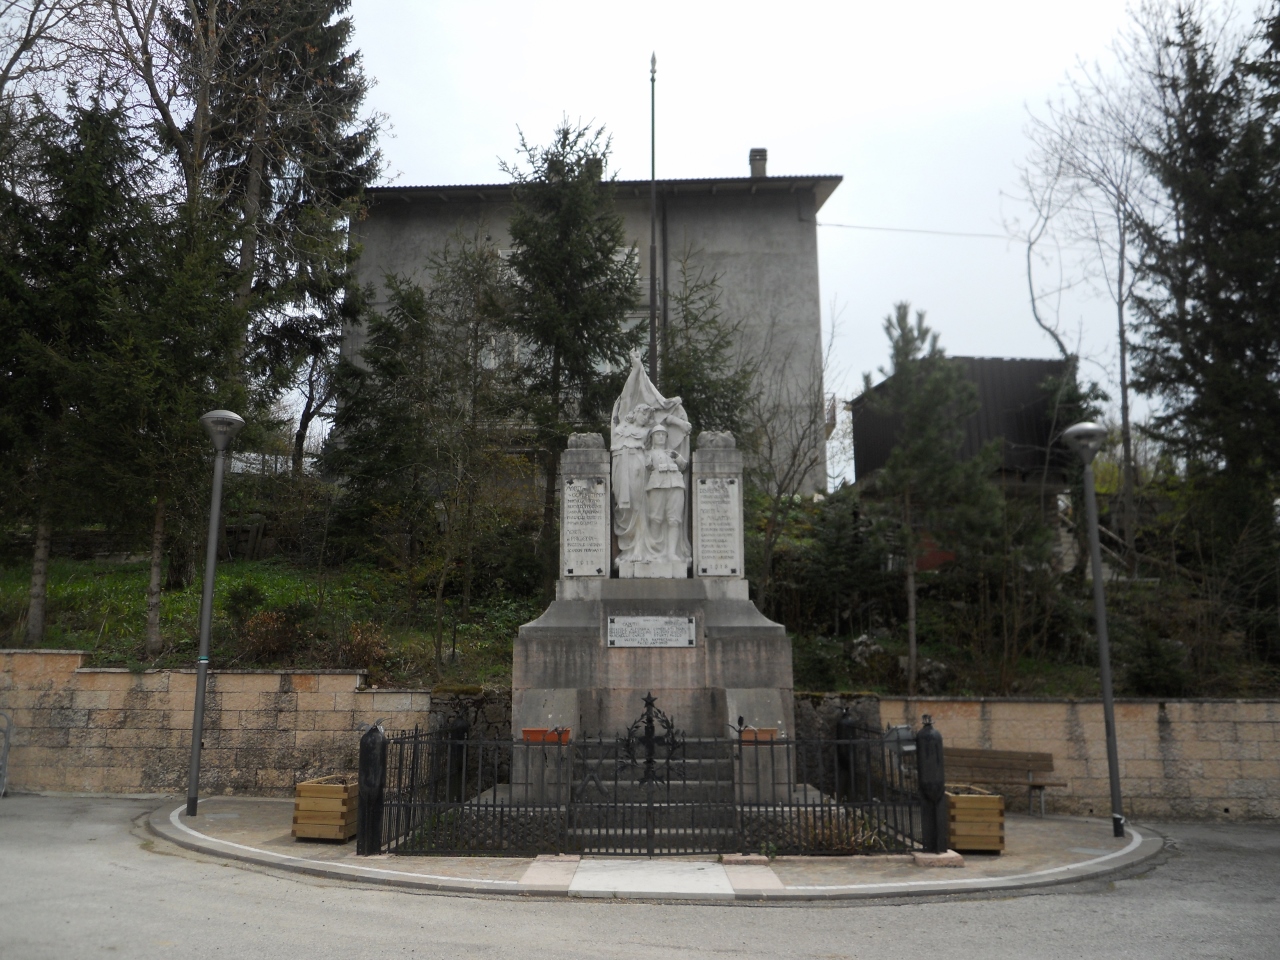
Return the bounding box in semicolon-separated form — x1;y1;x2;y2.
225;583;266;628
240;610;298;662
340;620;388;670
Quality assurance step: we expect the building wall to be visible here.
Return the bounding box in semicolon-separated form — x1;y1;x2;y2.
0;650;448;796
347;179;829;490
881;697;1280;820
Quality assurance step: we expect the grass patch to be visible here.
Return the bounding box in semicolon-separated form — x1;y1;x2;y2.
0;557;538;689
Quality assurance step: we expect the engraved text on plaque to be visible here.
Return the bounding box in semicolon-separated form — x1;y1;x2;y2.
607;616;697;647
695;477;742;576
562;476;609;577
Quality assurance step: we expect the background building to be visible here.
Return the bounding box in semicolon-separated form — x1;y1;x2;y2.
848;356;1072;485
346;150;841;490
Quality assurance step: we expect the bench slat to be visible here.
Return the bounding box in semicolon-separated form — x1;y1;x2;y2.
948;760;1056;774
947;752;1054;768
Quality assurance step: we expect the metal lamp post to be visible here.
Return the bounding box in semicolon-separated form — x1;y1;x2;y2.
1062;421;1126;838
185;409;245;817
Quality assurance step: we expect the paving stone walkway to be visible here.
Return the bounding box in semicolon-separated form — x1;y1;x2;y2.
148;796;1164;901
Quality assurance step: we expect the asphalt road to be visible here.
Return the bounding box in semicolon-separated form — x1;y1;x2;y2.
0;795;1276;960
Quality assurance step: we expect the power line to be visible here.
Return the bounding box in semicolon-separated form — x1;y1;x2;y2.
817;221;1011;240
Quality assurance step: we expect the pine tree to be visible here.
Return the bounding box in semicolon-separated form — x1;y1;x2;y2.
0;99;149;643
114;0;381;403
861;304;1000;695
0;98;240;651
501;121;641;591
660;253;757;435
1129;7;1280;492
328;236;524;671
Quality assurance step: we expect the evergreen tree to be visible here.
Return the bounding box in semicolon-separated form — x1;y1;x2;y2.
114;0;381;402
660;253;757;435
1129;7;1280;494
328;236;525;671
0;99;149;643
861;303;1000;695
0;98;240;650
80;217;242;654
501;121;640;591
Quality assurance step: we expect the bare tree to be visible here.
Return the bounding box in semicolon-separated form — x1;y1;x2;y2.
0;0;90;104
291;344;335;476
1024;54;1150;570
743;319;833;615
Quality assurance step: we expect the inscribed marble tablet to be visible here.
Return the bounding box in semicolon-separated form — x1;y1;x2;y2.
562;476;609;577
607;616;697;647
695;476;742;576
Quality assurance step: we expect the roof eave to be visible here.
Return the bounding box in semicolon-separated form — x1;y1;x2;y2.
366;175;844;212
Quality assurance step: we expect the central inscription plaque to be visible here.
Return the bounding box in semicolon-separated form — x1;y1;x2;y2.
694;476;743;577
561;476;609;577
607;616;696;647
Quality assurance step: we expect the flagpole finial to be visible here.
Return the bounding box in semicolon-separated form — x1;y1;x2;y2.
651;52;656;77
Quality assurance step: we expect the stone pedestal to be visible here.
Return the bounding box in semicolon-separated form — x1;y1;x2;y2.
517;423;792;741
513;578;793;739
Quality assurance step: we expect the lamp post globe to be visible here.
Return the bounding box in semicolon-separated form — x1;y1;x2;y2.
1061;420;1126;838
199;409;245;453
186;409;244;817
1062;421;1108;465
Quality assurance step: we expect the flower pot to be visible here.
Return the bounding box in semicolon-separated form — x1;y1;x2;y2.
522;728;571;744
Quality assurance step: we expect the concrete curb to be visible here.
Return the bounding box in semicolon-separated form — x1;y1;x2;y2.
146;800;1166;903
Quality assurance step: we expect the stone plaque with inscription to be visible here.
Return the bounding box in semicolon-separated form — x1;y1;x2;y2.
694;476;743;576
561;476;609;577
607;615;697;647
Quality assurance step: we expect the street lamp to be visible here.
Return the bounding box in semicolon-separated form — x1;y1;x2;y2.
185;409;245;817
1061;421;1125;838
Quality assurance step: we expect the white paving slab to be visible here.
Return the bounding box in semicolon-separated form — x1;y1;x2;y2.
519;856;580;890
723;863;783;891
568;859;735;898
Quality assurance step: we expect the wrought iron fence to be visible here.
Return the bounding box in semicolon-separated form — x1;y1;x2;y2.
364;699;927;858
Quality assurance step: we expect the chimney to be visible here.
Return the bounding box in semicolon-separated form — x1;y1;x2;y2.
749;148;767;179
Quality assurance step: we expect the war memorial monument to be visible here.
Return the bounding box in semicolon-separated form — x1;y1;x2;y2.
512;353;795;741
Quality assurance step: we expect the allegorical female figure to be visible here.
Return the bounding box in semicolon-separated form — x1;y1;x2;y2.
611;402;653;562
610;352;692;574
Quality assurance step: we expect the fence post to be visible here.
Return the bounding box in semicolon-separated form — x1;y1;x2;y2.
915;714;949;854
446;713;469;803
835;707;861;801
356;723;387;856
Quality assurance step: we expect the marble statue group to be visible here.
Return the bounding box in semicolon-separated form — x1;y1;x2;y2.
610;352;692;573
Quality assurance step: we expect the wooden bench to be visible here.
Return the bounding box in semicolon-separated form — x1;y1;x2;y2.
943;747;1067;816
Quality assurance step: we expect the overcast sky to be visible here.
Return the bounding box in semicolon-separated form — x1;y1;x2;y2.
346;0;1218;451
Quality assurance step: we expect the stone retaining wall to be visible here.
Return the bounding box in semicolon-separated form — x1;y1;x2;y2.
881;697;1280;820
0;649;449;796
4;649;1277;818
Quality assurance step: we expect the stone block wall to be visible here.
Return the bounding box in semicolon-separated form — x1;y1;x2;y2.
793;692;881;741
881;697;1280;820
0;650;434;796
4;649;1277;818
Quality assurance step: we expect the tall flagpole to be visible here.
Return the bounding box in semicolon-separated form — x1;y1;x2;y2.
649;53;658;384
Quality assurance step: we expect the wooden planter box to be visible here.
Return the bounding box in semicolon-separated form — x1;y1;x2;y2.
948;793;1005;853
739;728;777;742
293;774;358;842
